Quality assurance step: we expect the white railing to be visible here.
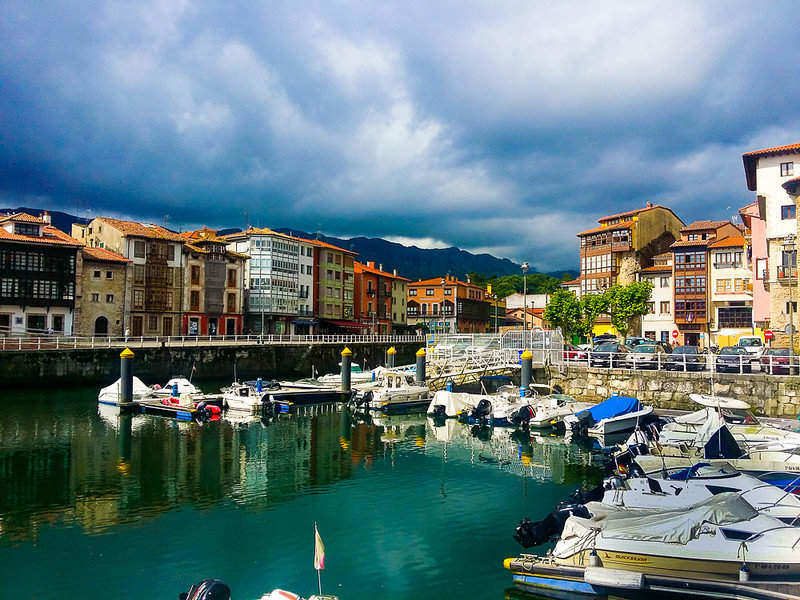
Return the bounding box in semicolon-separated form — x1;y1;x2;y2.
560;350;798;376
0;333;425;352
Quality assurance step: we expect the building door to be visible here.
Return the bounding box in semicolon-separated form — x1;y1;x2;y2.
226;318;236;335
132;316;143;337
684;332;700;346
208;318;218;336
52;315;64;334
0;314;9;334
162;317;173;337
94;316;109;335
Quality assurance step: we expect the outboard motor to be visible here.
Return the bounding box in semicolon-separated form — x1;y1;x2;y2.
179;579;231;600
470;398;493;421
514;503;591;548
510;405;535;426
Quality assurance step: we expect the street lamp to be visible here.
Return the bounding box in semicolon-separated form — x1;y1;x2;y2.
521;262;529;336
492;293;499;334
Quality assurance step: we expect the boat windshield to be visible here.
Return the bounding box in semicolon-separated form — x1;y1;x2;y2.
633;345;657;354
721;408;760;425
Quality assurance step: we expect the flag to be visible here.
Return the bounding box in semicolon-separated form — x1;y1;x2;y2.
314;523;325;571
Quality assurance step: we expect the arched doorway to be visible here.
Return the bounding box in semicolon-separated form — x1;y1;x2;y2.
94;316;109;335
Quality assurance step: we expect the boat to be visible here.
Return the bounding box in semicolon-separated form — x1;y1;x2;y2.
179;580;338;600
352;370;429;413
316;363;382;386
152;376;202;398
97;376;157;406
563;396;654;437
223;379;350;413
527;394;595;429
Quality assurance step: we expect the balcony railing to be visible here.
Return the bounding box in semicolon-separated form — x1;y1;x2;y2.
778;266;797;280
713;261;743;269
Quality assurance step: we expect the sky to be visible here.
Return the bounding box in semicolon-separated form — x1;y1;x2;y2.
1;1;799;270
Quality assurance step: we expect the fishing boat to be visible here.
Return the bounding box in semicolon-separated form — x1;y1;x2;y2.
564;396;654;437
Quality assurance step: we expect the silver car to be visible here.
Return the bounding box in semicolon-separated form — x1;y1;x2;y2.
626;342;669;369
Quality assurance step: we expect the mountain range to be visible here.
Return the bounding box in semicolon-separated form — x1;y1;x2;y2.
1;206;575;281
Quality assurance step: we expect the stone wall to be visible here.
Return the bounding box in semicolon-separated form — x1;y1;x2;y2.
1;342;422;388
546;364;800;418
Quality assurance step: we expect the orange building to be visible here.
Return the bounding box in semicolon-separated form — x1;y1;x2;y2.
353;261;410;334
406;274;490;333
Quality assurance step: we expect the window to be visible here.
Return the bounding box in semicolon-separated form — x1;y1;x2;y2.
134;265;145;284
787;302;798;314
191;265;200;285
426;288;434;296
781;205;796;220
409;289;417;296
190;291;200;311
93;270;101;279
647;302;655;314
227;293;236;312
167;245;176;261
91;293;100;302
133;241;145;258
133;289;144;309
227;269;237;287
756;258;767;280
444;288;452;296
660;277;669;288
781;162;794;177
660;301;670;314
148;315;158;331
106;271;113;279
718;307;752;328
716;279;732;293
660;331;669;343
106;294;114;303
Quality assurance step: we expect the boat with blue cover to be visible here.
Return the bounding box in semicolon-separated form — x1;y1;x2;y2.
564;395;653;437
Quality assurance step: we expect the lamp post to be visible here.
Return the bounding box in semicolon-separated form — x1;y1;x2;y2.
784;234;797;362
492;293;499;334
440;277;448;334
521;262;529;337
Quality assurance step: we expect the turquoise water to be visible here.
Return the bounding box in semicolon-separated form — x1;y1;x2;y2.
0;384;605;599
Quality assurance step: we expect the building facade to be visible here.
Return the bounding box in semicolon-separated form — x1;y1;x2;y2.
74;246;130;336
181;228;247;336
708;234;753;347
295;239;316;334
406;275;490;333
0;212;81;335
353;261;410;334
310;240;358;332
639;252;676;344
671;220;742;347
74;217;185;336
743;142;800;349
739;201;770;330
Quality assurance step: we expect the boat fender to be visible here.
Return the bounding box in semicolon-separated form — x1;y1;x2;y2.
739;563;750;582
179;578;231;600
584;567;644;590
588;549;600;567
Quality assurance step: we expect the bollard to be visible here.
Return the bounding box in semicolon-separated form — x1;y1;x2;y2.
120;347;135;405
520;349;533;397
341;347;353;392
256;377;263;393
415;348;426;385
387;346;397;368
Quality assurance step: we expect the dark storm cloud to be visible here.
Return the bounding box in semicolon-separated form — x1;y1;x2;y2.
2;1;800;269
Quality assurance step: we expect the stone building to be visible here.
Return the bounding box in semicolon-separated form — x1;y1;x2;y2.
0;212;82;334
180;227;248;336
73;218;185;336
74;246;130;336
742;141;800;349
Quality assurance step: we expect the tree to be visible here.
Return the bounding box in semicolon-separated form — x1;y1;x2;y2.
578;293;610;342
543;289;582;341
604;281;654;339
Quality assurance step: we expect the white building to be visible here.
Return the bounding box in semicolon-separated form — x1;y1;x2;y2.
743;142;800;348
639;252;676;344
225;227;301;335
504;292;549;310
708;234;753;347
295;238;316;334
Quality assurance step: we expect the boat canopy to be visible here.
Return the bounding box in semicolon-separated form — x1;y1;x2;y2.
689;393;750;410
98;376;152;401
576;396;642;425
599;492;758;545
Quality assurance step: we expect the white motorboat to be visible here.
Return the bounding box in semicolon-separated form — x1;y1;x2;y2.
548;492;800;580
316;363;382;387
528;394;595;429
564;396;653;436
603;462;800;522
353;370;429;413
97;376;155;406
223;379;347;413
152;377;202;399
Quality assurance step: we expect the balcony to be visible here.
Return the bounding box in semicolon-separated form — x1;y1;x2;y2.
778;266;797;281
611;241;632;252
713;261;742;269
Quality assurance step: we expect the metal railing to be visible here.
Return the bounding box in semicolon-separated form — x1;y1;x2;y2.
561;350;798;376
0;333;425;352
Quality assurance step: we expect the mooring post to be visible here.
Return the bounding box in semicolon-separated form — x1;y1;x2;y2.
120;347;135;405
387;346;396;368
520;348;533;397
415;347;426;385
341;347;352;392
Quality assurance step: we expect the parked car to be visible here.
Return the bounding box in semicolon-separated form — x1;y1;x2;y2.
761;348;793;375
563;343;588;361
736;335;765;359
624;336;649;348
664;346;706;371
714;346;752;373
625;342;670;369
589;341;629;367
592;333;617;346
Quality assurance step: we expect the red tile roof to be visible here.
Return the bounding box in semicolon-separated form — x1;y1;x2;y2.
578;220;635;236
409;276;484;290
0;212;47;224
0;224;82;247
97;217;184;241
82;246;130;263
708;235;747;249
561;278;581;286
671;238;710;248
641;265;672;273
680;220;730;232
742;142;800;191
597;205;663;223
354;261;410;281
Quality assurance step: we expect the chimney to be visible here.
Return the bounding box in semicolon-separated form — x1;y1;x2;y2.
41;211;51;225
646;201;653;208
392;268;397;276
378;263;383;272
367;261;375;268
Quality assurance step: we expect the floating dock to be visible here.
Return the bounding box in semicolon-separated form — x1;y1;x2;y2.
505;556;800;600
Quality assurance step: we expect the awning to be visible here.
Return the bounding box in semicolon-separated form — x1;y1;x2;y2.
292;318;318;325
322;319;363;330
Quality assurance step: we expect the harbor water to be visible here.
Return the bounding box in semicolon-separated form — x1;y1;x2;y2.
0;383;606;599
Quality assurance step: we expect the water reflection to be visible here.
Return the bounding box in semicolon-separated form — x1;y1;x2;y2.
0;397;605;548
